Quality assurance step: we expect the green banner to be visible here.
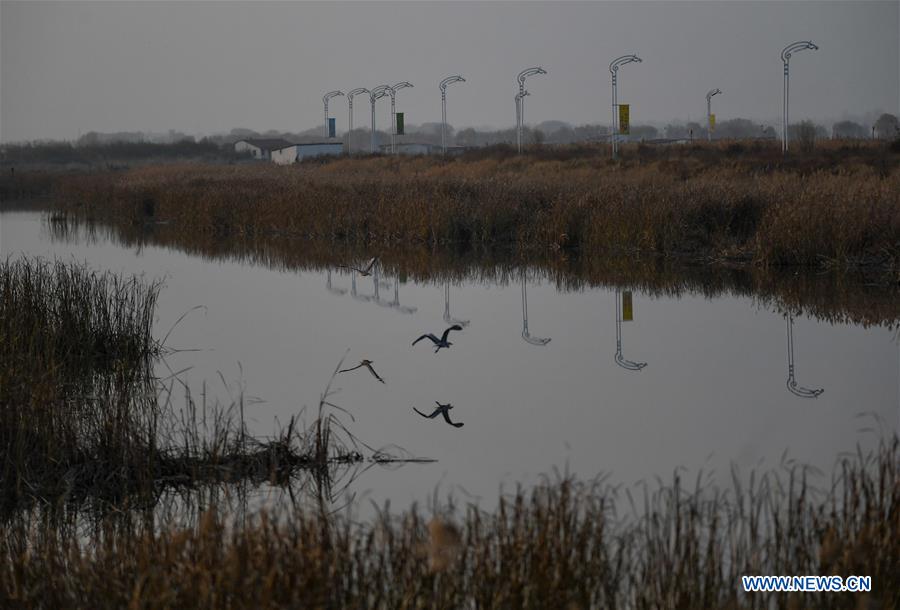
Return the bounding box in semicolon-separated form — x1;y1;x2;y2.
395;113;405;135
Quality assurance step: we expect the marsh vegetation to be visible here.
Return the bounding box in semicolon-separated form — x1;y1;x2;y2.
50;141;900;277
2;437;897;609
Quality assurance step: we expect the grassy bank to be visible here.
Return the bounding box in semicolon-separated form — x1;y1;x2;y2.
0;259;376;515
52;142;900;276
2;436;897;609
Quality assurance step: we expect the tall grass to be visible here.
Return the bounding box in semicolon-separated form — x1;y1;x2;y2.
0;258;161;501
2;436;897;609
0;259;379;516
53;144;900;276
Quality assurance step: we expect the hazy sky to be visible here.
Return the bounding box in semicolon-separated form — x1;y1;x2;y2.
1;1;898;142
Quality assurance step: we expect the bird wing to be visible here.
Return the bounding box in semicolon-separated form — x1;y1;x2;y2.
364;362;385;383
440;410;464;427
363;257;378;273
338;363;364;373
414;407;440;419
412;334;439;346
440;325;462;343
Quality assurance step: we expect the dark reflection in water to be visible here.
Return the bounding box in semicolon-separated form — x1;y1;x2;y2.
521;272;552;346
615;289;647;371
785;314;825;399
3;211;898;515
38;214;900;329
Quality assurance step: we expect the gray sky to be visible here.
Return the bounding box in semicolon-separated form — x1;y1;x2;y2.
1;1;898;142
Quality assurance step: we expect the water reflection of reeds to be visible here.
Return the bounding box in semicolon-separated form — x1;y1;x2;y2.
2;435;897;609
47;217;900;329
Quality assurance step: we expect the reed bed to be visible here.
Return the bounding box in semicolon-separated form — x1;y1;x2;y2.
0;257;161;500
2;435;897;609
52;144;900;276
0;259;379;516
46;218;900;329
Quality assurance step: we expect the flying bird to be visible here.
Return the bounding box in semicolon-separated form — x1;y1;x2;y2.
338;359;385;384
340;257;379;277
414;402;464;428
412;325;463;352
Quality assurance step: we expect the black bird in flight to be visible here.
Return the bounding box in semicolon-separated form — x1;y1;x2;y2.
414;402;464;428
412;325;463;353
340;257;378;277
338;359;385;384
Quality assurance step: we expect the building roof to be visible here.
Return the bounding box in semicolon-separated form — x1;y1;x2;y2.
236;138;295;151
272;142;344;151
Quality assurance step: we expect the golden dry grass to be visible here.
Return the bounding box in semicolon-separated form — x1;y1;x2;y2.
2;436;897;609
52;144;900;276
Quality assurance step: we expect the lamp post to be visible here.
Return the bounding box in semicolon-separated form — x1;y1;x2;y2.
784;314;823;398
781;41;818;154
516;67;547;153
384;82;413;154
346;88;369;154
614;289;646;371
369;85;389;153
440;75;465;155
521;272;551;346
706;88;721;142
609;54;641;159
515;90;530;152
323;91;344;139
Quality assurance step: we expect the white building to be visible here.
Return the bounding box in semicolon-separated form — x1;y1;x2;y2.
270;142;344;165
233;138;294;160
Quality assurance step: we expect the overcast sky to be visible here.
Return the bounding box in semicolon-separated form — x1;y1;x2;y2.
1;1;898;142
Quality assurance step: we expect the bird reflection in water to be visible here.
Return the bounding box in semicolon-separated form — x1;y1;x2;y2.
414;402;464;428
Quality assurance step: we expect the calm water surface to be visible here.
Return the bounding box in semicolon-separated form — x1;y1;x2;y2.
2;210;898;510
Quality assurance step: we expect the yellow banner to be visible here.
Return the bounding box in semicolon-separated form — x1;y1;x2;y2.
618;104;630;135
709;113;716;131
622;291;633;321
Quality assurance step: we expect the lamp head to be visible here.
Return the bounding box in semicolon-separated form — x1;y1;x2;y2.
323;90;344;105
440;75;465;91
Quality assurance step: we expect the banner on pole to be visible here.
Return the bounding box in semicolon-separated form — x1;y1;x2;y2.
622;291;633;321
328;118;336;138
395;113;405;135
709;114;716;132
618;104;630;135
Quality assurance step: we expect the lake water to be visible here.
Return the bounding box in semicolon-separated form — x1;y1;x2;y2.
2;210;898;512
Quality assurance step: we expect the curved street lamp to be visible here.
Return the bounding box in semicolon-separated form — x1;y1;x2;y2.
440;75;465;155
443;281;470;327
369;85;390;153
515;90;530;152
386;82;413;154
326;269;347;296
609;54;642;159
323;91;344;139
521;272;551;346
785;314;823;398
781;41;818;154
516;67;547;153
706;88;721;142
614;289;646;371
346;88;369;154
